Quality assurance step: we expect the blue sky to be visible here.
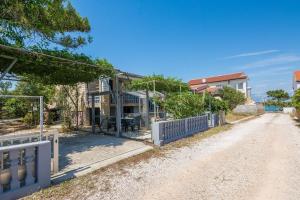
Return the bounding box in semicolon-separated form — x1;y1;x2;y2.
72;0;300;101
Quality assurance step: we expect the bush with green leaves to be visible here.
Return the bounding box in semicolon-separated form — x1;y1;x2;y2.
2;98;29;118
220;86;246;110
203;94;229;113
23;112;39;127
159;92;205;119
292;89;300;109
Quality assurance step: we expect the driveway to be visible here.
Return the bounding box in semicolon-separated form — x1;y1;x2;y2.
52;134;153;183
26;113;300;200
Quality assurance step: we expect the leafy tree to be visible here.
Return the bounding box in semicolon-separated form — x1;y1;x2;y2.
2;98;28;118
0;0;91;48
0;81;12;94
0;81;12;119
160;92;205;119
1;80;55;121
266;89;289;103
220;86;246;110
292;89;300;109
14;81;55;104
203;93;229;113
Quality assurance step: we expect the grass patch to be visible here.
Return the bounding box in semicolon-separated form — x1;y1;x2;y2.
225;112;253;123
23;124;232;200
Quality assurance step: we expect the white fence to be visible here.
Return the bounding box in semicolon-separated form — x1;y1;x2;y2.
0;141;51;200
0;130;59;174
152;115;209;146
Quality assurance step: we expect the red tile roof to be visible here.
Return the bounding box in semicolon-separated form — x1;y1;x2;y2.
189;72;248;86
294;71;300;81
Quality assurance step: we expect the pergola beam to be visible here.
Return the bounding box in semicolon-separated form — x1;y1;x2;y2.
0;56;17;82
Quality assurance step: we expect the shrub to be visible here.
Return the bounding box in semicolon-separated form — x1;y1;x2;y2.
23;112;39;127
204;94;229;114
220;86;246;110
161;92;205;119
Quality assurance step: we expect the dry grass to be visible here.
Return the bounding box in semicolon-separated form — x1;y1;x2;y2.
23;125;232;200
225;112;254;123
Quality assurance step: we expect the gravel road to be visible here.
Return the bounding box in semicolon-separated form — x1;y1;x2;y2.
33;113;300;200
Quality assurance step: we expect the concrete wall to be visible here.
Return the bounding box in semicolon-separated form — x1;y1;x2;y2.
283;107;296;114
233;104;263;115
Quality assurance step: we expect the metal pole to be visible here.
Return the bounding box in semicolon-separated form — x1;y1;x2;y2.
92;95;95;134
153;80;156;121
115;75;121;137
39;96;44;140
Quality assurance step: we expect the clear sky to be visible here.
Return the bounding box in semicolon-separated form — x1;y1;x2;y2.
72;0;300;101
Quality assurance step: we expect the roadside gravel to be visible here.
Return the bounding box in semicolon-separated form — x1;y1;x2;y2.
26;113;300;200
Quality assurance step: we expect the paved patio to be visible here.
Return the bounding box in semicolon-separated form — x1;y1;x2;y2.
52;133;153;183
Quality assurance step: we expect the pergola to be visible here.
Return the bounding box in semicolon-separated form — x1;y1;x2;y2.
0;44;121;136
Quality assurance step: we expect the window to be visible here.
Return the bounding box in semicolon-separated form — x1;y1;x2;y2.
237;83;243;90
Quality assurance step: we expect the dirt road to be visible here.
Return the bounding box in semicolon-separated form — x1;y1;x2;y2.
100;113;300;200
26;113;300;200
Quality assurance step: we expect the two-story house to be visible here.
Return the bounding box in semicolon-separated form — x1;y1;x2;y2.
83;72;160;129
188;72;251;98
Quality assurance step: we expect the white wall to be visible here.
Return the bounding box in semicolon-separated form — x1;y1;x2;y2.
206;79;248;97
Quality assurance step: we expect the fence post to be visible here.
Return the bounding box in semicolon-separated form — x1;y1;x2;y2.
152;122;162;146
52;133;59;174
185;118;188;135
37;141;51;188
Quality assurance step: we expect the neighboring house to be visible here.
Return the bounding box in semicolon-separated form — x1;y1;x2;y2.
293;71;300;92
83;72;160;126
188;72;251;98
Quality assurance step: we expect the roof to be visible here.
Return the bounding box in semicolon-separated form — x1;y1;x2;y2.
189;72;248;86
294;71;300;81
191;84;220;94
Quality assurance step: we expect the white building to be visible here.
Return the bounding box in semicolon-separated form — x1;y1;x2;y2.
293;71;300;92
188;72;251;98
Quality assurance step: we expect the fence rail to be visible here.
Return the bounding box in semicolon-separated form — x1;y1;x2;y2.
0;141;51;200
152;115;209;146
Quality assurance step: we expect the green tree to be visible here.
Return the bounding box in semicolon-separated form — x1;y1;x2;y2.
292;89;300;109
266;89;289;103
0;81;12;94
160;92;205;119
15;81;55;104
0;81;12;119
203;93;229;113
220;86;246;110
0;0;91;48
1;80;55;121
